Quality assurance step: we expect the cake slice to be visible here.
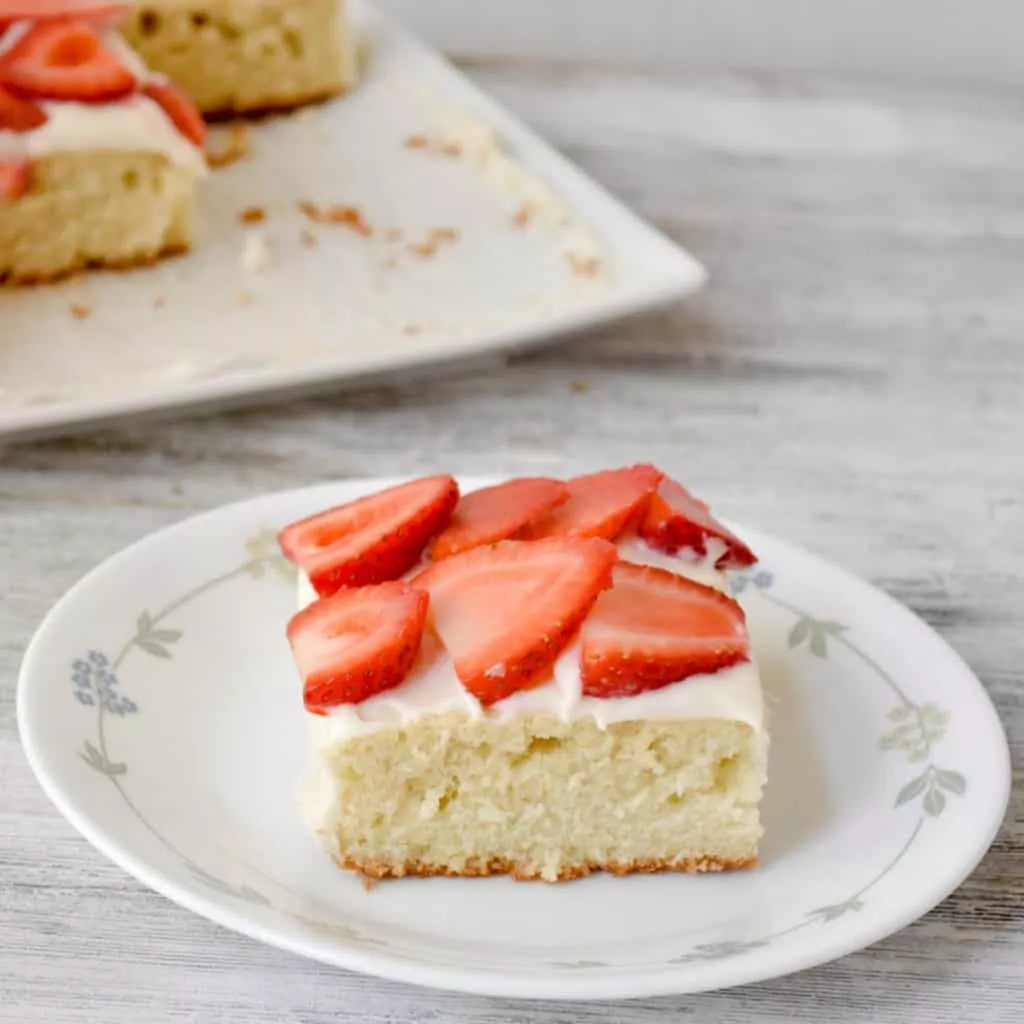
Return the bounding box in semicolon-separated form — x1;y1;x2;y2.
0;3;207;283
122;0;357;117
282;468;769;882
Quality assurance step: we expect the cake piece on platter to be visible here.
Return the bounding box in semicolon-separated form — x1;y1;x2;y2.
0;1;207;284
280;466;768;882
122;0;357;117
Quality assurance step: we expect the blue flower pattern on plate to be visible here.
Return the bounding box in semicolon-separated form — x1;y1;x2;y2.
72;650;137;716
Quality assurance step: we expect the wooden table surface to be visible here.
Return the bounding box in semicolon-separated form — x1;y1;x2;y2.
2;58;1022;1023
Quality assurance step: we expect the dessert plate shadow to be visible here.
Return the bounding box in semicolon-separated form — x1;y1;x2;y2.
18;477;1010;1000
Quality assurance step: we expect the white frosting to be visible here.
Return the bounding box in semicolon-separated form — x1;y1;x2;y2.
0;22;205;173
297;538;765;739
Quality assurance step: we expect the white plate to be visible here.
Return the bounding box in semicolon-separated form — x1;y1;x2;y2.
18;477;1010;1000
0;2;703;441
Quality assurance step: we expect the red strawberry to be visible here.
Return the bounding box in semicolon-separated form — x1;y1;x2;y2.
414;537;617;705
638;476;756;568
580;561;750;697
278;476;459;597
0;18;136;102
429;477;569;560
287;582;429;712
522;464;663;542
0;156;30;200
0;2;128;25
142;80;205;148
0;83;46;131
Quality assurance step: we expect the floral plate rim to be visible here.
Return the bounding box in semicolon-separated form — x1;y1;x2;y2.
17;477;1012;1000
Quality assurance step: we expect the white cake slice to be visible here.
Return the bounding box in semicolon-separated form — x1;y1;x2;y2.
1;4;206;284
280;468;769;882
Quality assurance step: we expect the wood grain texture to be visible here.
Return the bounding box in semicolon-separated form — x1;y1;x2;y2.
1;59;1022;1023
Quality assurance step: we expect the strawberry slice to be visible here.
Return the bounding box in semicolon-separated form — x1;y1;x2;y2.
414;537;617;705
0;2;128;25
142;80;206;147
0;156;30;200
278;476;459;597
287;582;429;712
638;476;756;568
522;464;663;542
0;83;46;131
0;18;136;102
580;561;750;697
429;477;569;560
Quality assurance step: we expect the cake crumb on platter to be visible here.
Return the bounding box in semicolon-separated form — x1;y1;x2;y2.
240;207;267;225
207;124;252;169
241;232;272;273
564;252;602;278
513;203;536;228
298;202;373;236
69;304;91;320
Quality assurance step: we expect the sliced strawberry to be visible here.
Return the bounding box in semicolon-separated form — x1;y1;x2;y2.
413;537;617;705
0;156;30;200
0;2;128;25
287;582;429;712
580;561;750;697
429;477;570;560
0;83;46;131
142;80;206;148
0;18;136;102
522;464;663;542
638;476;756;568
278;476;459;597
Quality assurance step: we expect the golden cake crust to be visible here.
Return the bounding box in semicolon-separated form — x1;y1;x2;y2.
337;854;758;883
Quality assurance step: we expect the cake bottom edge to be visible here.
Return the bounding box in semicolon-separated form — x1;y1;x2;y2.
336;853;758;883
2;243;190;287
202;85;347;122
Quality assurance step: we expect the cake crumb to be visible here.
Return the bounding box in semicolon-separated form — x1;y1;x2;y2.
239;206;266;225
236;289;253;306
241;231;271;273
564;252;602;278
513;203;535;228
403;133;462;158
207;123;251;168
361;875;378;893
69;303;91;320
570;379;591;395
153;295;167;310
402;323;421;336
300;228;318;247
428;227;459;244
298;202;373;236
407;241;438;259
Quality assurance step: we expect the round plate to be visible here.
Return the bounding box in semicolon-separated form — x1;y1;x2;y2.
18;477;1010;1000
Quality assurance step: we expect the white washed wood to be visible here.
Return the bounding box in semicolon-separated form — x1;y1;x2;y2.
1;62;1022;1022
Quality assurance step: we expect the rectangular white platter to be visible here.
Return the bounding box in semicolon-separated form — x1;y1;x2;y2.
0;0;705;442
